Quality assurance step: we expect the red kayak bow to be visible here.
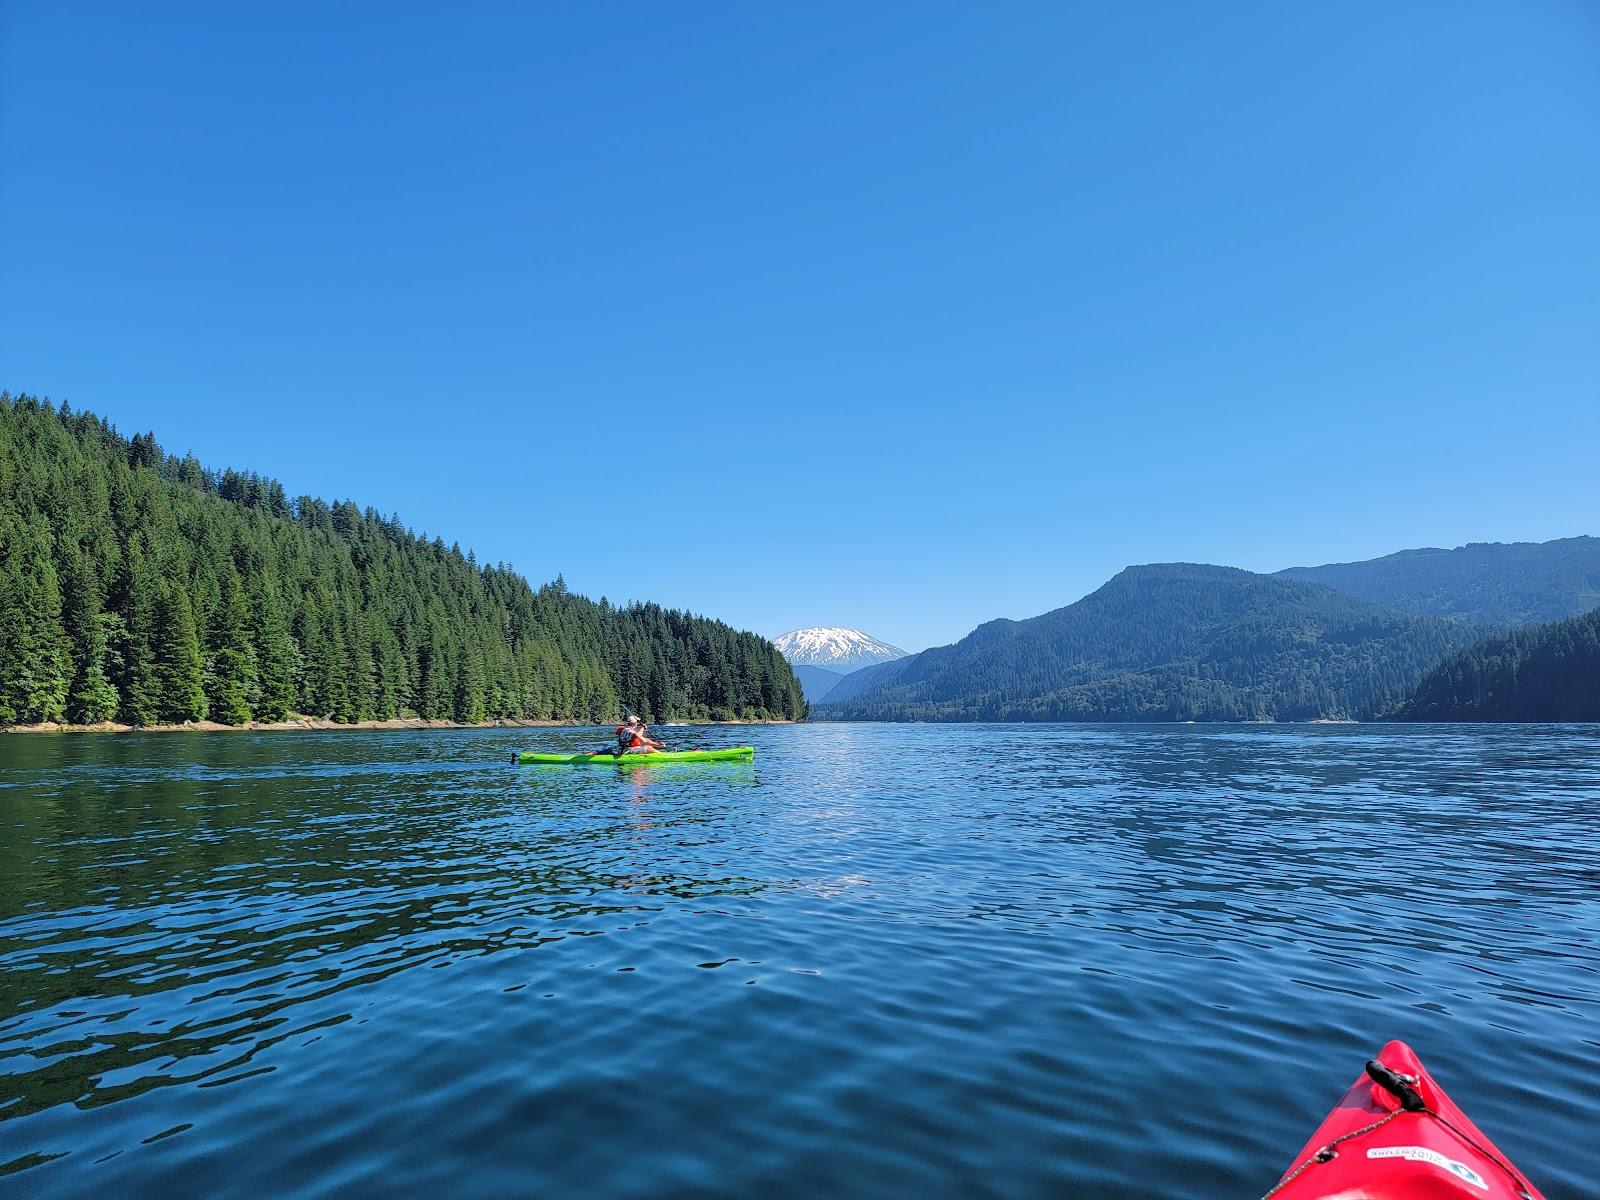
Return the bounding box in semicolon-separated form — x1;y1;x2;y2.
1265;1041;1545;1199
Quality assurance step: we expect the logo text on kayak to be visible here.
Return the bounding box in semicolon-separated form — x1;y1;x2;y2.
1366;1146;1488;1191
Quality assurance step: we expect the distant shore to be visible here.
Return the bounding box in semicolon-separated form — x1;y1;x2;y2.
3;716;796;736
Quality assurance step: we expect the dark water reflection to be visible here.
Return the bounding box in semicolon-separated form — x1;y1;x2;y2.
1;724;1596;1197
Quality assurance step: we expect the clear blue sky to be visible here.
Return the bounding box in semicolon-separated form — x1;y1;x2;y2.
3;2;1597;651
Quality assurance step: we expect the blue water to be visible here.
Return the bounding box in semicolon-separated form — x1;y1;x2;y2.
1;723;1596;1198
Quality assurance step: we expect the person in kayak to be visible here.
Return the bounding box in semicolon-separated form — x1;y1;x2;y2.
614;715;666;756
632;720;668;754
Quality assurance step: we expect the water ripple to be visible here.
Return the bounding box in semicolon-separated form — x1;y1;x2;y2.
0;724;1596;1197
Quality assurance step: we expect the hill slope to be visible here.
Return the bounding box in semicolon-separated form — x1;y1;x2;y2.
815;564;1476;722
791;664;846;704
818;655;915;704
1277;537;1600;626
0;393;805;726
1394;606;1600;722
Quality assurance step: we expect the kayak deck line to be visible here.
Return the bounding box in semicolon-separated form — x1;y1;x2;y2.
1265;1039;1545;1199
514;746;755;765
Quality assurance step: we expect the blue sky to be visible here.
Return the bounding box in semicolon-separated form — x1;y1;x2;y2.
3;2;1597;651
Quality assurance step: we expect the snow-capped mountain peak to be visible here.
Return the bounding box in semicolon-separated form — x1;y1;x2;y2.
772;627;907;672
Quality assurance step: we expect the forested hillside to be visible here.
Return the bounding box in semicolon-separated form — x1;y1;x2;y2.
1278;537;1600;626
816;655;912;704
816;564;1477;722
1394;606;1600;722
0;393;804;727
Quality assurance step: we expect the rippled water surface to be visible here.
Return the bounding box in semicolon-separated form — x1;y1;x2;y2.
1;724;1597;1198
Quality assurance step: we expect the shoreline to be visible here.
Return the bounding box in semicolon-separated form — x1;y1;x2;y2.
2;716;797;736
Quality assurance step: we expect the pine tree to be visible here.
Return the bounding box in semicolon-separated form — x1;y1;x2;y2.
153;585;207;723
112;543;160;725
205;568;256;725
0;547;35;724
68;610;122;723
453;641;487;724
0;526;72;723
60;543;120;722
249;580;298;721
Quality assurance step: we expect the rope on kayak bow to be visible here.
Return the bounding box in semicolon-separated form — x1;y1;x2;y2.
1428;1110;1539;1200
1260;1108;1408;1199
1366;1061;1536;1200
1260;1063;1538;1200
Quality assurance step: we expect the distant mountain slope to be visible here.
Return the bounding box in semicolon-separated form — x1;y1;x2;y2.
1278;536;1600;626
815;564;1478;722
772;627;906;673
791;664;845;704
1394;605;1600;722
818;655;914;704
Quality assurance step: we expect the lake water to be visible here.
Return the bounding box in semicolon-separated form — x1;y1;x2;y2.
1;723;1596;1198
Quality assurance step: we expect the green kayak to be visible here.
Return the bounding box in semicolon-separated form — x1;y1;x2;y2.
515;746;755;766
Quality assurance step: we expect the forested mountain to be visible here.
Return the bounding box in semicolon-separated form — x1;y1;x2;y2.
1278;536;1600;626
815;564;1478;722
0;393;804;727
816;655;913;704
1394;606;1600;722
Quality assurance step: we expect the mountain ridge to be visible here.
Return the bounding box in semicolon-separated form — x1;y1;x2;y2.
1277;535;1600;626
815;562;1477;722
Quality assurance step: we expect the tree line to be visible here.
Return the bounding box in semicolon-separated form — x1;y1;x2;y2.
1393;605;1600;722
0;393;805;727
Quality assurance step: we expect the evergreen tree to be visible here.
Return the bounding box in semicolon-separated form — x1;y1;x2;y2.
0;547;36;724
453;641;487;724
153;585;207;722
0;525;72;723
60;543;120;722
205;568;256;725
249;581;298;721
112;543;161;725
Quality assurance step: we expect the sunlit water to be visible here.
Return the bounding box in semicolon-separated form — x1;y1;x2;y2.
1;724;1596;1198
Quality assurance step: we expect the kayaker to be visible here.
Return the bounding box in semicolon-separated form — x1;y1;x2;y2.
615;715;666;756
627;717;667;755
587;716;641;757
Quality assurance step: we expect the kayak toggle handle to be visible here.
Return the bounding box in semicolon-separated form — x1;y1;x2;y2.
1365;1060;1426;1111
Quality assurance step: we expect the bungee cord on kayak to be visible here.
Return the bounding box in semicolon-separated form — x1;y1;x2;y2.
1262;1042;1546;1199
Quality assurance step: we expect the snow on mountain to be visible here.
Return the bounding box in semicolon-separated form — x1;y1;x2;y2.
772;627;907;673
